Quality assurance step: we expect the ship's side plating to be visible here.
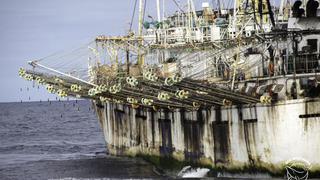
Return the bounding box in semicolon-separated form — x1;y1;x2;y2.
96;97;320;173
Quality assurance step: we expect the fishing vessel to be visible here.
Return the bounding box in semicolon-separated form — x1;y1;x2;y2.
20;0;320;176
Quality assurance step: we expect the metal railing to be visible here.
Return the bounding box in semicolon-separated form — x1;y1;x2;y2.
285;53;320;74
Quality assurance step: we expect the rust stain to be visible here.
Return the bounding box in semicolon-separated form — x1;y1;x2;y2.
96;100;320;175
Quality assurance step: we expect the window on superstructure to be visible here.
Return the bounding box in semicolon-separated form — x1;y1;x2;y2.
307;39;318;52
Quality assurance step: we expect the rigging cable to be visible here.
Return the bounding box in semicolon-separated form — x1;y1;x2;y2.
266;0;276;27
172;0;186;13
129;0;138;32
143;0;147;23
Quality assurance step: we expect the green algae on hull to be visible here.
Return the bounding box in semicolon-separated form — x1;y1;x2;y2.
134;153;320;178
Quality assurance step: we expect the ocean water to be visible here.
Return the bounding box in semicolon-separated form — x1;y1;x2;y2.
0;100;159;180
0;100;285;180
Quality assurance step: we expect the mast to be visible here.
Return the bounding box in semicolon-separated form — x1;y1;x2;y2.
233;0;238;31
252;0;257;31
138;0;144;37
188;0;191;29
187;0;198;29
217;0;222;14
279;0;285;15
280;0;291;19
156;0;161;22
162;0;165;21
189;0;198;27
138;0;145;66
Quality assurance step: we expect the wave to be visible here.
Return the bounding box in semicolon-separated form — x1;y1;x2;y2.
177;166;210;178
0;152;107;168
0;141;106;157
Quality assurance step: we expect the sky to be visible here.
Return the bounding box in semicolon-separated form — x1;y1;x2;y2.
0;0;136;102
0;0;282;102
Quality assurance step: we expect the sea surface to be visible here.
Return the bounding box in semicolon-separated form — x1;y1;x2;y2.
0;100;160;180
0;100;286;180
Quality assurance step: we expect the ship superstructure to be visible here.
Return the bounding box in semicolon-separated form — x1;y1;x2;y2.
20;0;320;177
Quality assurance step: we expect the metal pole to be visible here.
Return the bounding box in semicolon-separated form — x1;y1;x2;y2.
156;0;161;22
233;0;238;34
28;61;97;87
217;0;222;14
189;0;198;27
138;0;144;66
138;0;144;37
292;33;298;78
188;0;191;29
126;50;130;75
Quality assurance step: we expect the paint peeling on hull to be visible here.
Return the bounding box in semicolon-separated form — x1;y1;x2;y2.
95;98;320;176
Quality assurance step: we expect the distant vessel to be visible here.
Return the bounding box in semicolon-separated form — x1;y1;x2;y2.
20;0;320;176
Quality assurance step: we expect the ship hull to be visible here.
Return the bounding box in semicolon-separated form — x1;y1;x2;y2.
95;98;320;175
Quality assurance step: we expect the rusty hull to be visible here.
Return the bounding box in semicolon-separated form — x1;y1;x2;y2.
95;98;320;175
